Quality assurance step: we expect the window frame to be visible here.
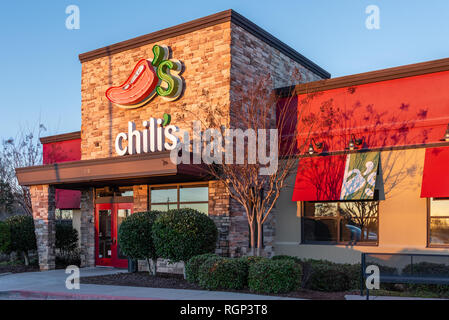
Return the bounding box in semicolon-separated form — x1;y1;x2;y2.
300;200;379;246
427;197;449;248
149;182;209;215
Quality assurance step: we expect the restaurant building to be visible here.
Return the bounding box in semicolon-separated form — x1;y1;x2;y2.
16;9;449;271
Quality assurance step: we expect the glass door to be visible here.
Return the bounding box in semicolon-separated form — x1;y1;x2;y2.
96;203;113;266
95;202;133;268
112;203;132;268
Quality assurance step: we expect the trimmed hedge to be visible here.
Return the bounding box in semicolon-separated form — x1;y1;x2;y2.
152;208;218;263
186;253;222;284
118;211;161;261
5;215;36;265
249;259;302;294
272;255;301;263
402;262;449;295
300;259;361;292
55;223;78;255
198;257;247;290
0;221;10;253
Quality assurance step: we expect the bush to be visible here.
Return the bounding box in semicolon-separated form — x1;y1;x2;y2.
186;253;222;283
5;215;36;265
56;248;81;268
55;223;78;255
198;257;247;290
118;211;161;275
302;259;353;292
0;221;10;253
272;255;301;263
248;259;302;294
152;208;218;264
402;262;449;295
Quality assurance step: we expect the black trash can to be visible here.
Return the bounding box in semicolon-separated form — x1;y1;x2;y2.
128;258;137;273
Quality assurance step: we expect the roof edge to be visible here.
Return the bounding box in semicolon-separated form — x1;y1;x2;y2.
39;131;81;144
78;9;330;79
278;57;449;97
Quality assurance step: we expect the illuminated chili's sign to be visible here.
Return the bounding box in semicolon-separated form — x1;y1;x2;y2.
106;45;183;108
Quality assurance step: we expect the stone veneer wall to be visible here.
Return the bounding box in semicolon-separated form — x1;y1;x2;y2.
80;22;232;161
79;188;95;267
227;24;325;257
30;185;56;271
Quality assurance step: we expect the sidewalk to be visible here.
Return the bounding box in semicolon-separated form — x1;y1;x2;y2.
0;267;298;300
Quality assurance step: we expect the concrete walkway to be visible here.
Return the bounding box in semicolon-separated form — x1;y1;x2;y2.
0;267;298;300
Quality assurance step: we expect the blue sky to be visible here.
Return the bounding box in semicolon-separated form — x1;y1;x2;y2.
1;0;449;139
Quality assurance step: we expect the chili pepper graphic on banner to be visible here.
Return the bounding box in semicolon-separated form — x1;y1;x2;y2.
340;152;380;200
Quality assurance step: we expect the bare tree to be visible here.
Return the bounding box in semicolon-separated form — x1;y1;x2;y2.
1;124;46;216
178;71;314;256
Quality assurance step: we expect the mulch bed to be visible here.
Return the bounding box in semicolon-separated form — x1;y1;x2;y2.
0;265;39;274
80;272;356;300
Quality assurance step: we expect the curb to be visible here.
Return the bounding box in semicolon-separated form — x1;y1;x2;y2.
0;290;160;300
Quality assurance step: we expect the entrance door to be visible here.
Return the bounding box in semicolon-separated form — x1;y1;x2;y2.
95;202;133;268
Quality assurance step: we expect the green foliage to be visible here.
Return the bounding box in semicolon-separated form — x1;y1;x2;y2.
5;215;36;254
0;221;11;253
402;262;449;295
56;249;81;268
248;259;302;294
152;208;218;263
198;257;247;290
301;259;360;292
55;223;78;255
185;253;221;283
118;211;160;260
271;255;301;263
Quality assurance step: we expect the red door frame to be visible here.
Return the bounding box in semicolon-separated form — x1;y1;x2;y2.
95;202;133;268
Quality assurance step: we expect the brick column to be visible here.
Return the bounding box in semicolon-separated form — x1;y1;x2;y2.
30;185;56;271
80;188;95;267
133;185;149;212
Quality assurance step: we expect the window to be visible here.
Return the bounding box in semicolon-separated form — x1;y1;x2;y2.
302;201;379;245
150;184;209;214
428;198;449;246
96;186;133;198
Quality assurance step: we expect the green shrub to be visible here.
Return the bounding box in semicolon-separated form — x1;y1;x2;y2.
0;221;11;253
118;211;161;275
55;223;78;255
56;248;81;268
272;255;301;263
152;208;218;264
302;259;353;292
186;253;222;283
248;259;302;294
402;262;449;295
5;215;36;265
198;257;247;290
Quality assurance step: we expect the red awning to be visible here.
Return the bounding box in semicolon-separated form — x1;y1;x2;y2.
421;146;449;198
292;155;347;202
56;190;81;210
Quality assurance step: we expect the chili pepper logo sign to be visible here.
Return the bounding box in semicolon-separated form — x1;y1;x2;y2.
106;45;184;109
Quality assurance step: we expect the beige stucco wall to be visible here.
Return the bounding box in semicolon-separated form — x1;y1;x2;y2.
275;148;449;264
